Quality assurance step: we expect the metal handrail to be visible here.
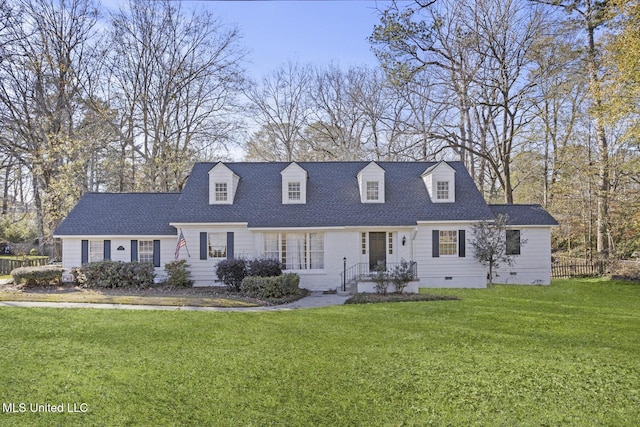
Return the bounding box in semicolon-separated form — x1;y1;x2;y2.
340;261;418;291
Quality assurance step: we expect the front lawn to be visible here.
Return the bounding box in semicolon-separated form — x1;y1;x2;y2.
0;279;639;426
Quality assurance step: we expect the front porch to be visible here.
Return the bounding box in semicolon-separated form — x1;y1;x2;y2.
338;261;419;294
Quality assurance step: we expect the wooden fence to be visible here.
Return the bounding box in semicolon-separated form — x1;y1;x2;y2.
0;257;48;275
551;259;607;278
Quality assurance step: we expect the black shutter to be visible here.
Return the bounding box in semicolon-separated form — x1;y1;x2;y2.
104;240;111;261
131;240;138;262
153;240;161;267
458;230;466;257
227;232;234;260
432;230;439;257
200;232;207;260
81;240;88;264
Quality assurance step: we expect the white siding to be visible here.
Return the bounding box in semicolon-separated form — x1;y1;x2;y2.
60;236;176;277
413;223;486;288
493;227;553;285
61;238;82;270
177;225;256;287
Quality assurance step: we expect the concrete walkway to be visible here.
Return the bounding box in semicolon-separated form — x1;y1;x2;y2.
0;291;351;312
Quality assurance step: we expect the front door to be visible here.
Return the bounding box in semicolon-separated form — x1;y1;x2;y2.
369;232;386;271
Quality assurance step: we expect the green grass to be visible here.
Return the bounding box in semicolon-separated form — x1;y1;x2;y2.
0;279;639;426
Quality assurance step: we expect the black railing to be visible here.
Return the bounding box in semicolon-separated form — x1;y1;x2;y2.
340;261;418;291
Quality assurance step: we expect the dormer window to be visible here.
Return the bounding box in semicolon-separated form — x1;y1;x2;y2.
358;161;385;203
366;181;379;201
288;182;301;201
281;162;307;204
208;163;239;205
436;181;449;200
215;182;228;202
421;161;456;203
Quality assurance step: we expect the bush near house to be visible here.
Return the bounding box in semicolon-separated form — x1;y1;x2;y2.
241;273;301;299
164;260;194;287
10;265;64;286
75;261;155;289
215;258;248;292
247;258;283;277
216;258;287;293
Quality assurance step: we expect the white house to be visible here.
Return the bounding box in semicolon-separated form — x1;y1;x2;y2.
54;161;558;292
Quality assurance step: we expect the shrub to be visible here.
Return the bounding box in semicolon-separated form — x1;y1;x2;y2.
390;259;416;294
216;258;248;291
79;261;155;289
11;265;64;286
372;261;391;295
241;273;300;299
247;258;283;277
164;260;194;287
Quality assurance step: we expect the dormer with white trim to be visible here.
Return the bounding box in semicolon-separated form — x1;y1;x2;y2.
208;163;240;205
421;161;456;203
281;162;307;204
357;161;385;203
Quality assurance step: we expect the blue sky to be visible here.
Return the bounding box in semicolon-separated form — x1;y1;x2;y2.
177;0;386;79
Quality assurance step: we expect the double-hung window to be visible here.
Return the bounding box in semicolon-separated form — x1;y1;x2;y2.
208;233;227;258
366;181;379;201
89;240;103;263
138;240;154;263
288;182;301;201
436;181;449;200
214;182;228;202
439;230;458;256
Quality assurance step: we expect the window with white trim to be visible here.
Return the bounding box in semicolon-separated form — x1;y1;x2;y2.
138;240;154;263
208;233;227;258
288;182;301;201
436;181;449;200
214;182;228;202
439;230;457;256
366;181;379;201
263;232;324;270
89;240;103;263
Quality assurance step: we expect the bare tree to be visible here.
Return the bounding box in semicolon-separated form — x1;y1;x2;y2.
372;0;550;203
532;0;612;255
244;60;312;161
0;0;99;254
470;214;526;288
103;0;246;191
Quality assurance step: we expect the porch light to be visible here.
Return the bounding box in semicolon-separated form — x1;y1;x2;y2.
402;236;406;246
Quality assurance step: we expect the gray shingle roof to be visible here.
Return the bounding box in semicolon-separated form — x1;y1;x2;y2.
54;163;558;236
172;161;496;227
54;193;180;236
489;204;558;226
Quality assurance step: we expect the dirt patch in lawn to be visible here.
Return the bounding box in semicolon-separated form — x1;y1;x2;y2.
0;283;266;308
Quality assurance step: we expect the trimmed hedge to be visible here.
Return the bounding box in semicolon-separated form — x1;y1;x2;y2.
10;265;64;286
241;273;300;299
75;261;155;289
